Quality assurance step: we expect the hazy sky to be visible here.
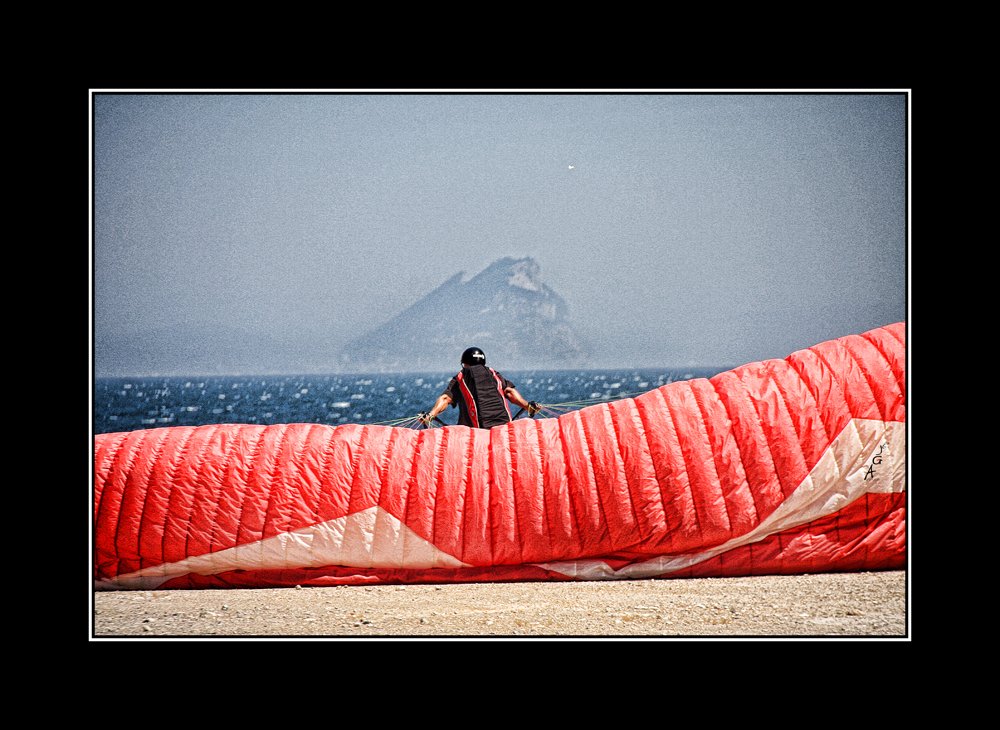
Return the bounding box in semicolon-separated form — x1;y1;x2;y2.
92;91;907;374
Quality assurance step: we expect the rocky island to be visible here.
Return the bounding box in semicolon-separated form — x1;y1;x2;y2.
338;257;589;373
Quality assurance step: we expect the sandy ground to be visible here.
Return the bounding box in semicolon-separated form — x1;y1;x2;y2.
91;569;907;639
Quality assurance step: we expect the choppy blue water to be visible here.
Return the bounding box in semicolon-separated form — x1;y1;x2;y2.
93;367;730;435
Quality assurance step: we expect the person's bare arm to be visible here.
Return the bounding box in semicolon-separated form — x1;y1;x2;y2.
421;393;453;425
504;387;539;415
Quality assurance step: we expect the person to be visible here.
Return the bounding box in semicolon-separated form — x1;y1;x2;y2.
420;347;539;429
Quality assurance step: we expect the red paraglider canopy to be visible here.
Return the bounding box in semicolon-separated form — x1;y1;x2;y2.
94;323;905;589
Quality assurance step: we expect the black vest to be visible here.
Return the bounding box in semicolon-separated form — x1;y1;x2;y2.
456;365;512;428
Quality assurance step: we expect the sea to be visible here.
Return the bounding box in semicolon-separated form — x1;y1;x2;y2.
93;367;730;435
